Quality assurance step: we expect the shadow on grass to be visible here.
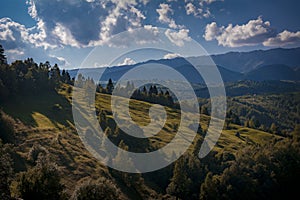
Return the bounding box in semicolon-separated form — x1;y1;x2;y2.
2;89;74;128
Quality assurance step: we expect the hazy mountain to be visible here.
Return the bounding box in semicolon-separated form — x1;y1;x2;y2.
244;64;300;81
68;47;300;83
210;47;300;73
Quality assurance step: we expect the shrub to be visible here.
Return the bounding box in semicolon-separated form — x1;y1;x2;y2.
17;154;64;200
71;177;121;200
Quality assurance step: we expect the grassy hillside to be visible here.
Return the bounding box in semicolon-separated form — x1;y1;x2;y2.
0;83;285;199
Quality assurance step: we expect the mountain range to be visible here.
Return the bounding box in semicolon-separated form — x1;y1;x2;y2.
68;47;300;83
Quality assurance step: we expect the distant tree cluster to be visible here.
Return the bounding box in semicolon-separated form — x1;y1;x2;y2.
75;75;177;108
0;45;72;100
113;81;176;107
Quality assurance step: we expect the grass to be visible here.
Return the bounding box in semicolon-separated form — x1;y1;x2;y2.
1;83;283;197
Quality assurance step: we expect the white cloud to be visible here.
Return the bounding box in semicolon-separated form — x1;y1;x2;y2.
163;53;181;59
184;0;216;18
263;30;300;47
0;17;55;50
52;23;80;48
6;49;24;55
185;3;198;16
0;17;68;66
156;3;183;29
204;17;300;47
165;29;191;46
204;17;276;47
117;57;136;66
50;54;70;66
96;25;159;47
203;22;220;41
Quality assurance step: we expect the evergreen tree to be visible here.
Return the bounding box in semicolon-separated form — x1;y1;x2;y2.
0;44;7;64
167;156;192;199
106;78;114;94
50;64;61;88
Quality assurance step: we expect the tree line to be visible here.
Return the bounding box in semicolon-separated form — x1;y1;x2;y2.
0;45;72;101
76;75;177;108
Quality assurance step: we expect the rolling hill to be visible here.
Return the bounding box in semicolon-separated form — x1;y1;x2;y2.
0;83;286;198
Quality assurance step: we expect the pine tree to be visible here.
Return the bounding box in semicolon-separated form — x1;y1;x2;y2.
166;156;192;199
106;78;114;94
0;44;7;65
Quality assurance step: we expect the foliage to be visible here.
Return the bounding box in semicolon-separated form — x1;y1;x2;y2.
0;140;13;200
0;110;15;143
200;137;300;200
71;177;121;200
0;46;72;101
16;154;64;200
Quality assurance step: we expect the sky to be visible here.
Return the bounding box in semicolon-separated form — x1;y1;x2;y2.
0;0;300;69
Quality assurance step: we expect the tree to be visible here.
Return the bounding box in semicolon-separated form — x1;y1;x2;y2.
71;177;121;200
167;155;192;199
199;172;221;200
106;78;114;94
61;69;71;84
0;44;7;64
17;154;64;200
112;141;144;188
50;64;61;88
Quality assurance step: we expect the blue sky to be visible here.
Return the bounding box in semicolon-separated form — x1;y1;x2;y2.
1;0;300;69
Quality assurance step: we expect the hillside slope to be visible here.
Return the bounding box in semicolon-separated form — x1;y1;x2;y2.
0;84;281;198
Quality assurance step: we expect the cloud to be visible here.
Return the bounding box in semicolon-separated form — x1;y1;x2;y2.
204;17;276;47
117;57;136;66
165;29;191;46
156;3;183;29
163;53;181;59
50;54;70;66
263;30;300;47
0;17;68;66
52;23;80;48
185;3;198;16
0;17;55;50
203;22;221;41
90;25;159;47
204;17;300;47
26;0;148;48
184;0;217;18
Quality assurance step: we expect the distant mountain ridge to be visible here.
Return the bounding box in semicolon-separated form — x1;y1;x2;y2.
68;47;300;83
210;47;300;73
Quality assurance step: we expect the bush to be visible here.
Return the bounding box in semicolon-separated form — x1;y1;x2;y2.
71;177;121;200
17;154;64;200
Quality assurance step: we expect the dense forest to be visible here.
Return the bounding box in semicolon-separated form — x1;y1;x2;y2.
1;44;300;199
